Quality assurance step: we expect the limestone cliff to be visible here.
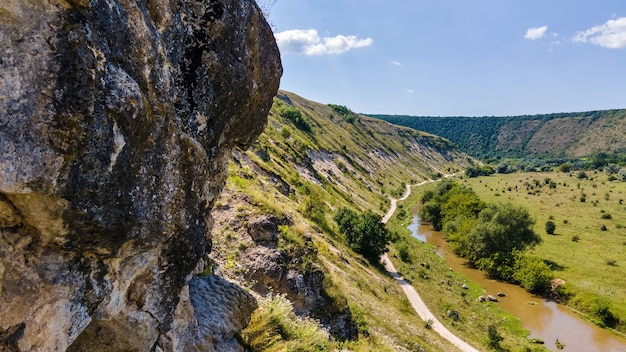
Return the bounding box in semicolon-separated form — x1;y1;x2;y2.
0;0;281;351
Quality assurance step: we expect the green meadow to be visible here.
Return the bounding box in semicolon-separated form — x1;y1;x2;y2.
461;171;626;333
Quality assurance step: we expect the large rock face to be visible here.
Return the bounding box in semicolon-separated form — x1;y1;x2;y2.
0;0;281;350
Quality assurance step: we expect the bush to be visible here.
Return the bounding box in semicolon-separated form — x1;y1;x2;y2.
396;242;411;263
545;220;556;235
334;207;390;262
279;106;311;132
328;104;356;123
513;255;554;293
465;165;495;178
558;162;572;173
487;324;504;350
601;213;612;220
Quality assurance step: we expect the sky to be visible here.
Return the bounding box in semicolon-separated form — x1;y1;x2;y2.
260;0;626;116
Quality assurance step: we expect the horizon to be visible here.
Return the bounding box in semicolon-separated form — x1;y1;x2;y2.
266;1;626;117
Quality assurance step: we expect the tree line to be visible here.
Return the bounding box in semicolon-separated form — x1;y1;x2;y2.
369;109;626;160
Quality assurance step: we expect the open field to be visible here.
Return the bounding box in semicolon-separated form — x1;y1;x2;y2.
460;171;626;331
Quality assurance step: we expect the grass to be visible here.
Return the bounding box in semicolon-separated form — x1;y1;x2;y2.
460;171;626;333
240;294;333;352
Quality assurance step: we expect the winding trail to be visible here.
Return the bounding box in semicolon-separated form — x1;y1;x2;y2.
381;177;479;352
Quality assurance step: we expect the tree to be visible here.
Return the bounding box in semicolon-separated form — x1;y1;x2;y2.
419;201;443;231
456;203;540;267
334;208;390;262
545;220;556;235
354;210;390;262
333;207;360;237
558;162;572;173
513;255;554;293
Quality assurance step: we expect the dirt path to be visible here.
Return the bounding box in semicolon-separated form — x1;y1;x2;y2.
382;176;479;352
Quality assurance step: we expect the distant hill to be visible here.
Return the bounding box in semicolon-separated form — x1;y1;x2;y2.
368;110;626;159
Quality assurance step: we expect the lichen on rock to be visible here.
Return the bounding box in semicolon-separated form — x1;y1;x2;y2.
0;0;281;350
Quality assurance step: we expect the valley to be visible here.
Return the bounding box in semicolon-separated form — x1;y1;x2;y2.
211;90;626;351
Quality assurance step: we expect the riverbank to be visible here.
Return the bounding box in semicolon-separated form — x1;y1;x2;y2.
392;178;626;351
381;181;479;351
385;182;551;351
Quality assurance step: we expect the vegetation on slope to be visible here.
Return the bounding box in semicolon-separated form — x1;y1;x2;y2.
209;91;545;351
369;110;626;159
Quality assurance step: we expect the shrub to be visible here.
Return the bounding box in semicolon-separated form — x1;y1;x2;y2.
396;242;411;263
601;213;612;220
465;165;495;177
328;103;356;123
487;324;504;350
545;220;556;235
571;234;580;242
558;162;572;173
334;207;390;262
281;127;291;138
240;294;332;352
600;224;608;231
301;186;330;232
279;106;311;132
513;255;554;293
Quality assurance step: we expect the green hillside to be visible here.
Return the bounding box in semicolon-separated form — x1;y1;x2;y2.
208;91;547;351
369;110;626;160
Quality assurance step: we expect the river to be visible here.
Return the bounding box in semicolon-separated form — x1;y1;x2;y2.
409;212;626;352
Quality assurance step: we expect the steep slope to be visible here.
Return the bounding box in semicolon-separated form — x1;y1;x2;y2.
370;110;626;159
209;91;541;351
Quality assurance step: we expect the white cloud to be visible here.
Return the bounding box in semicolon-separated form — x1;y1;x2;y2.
525;26;548;40
573;17;626;49
406;89;415;94
391;60;402;66
275;29;373;56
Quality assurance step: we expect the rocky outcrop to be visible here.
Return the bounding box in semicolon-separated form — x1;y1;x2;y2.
247;215;280;243
0;0;281;350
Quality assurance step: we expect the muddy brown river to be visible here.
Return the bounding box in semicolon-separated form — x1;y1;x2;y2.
409;212;626;352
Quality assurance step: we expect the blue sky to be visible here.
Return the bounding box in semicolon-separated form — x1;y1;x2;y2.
261;1;626;116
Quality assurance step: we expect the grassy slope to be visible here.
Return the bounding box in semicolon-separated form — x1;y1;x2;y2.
210;91;545;350
461;171;626;332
